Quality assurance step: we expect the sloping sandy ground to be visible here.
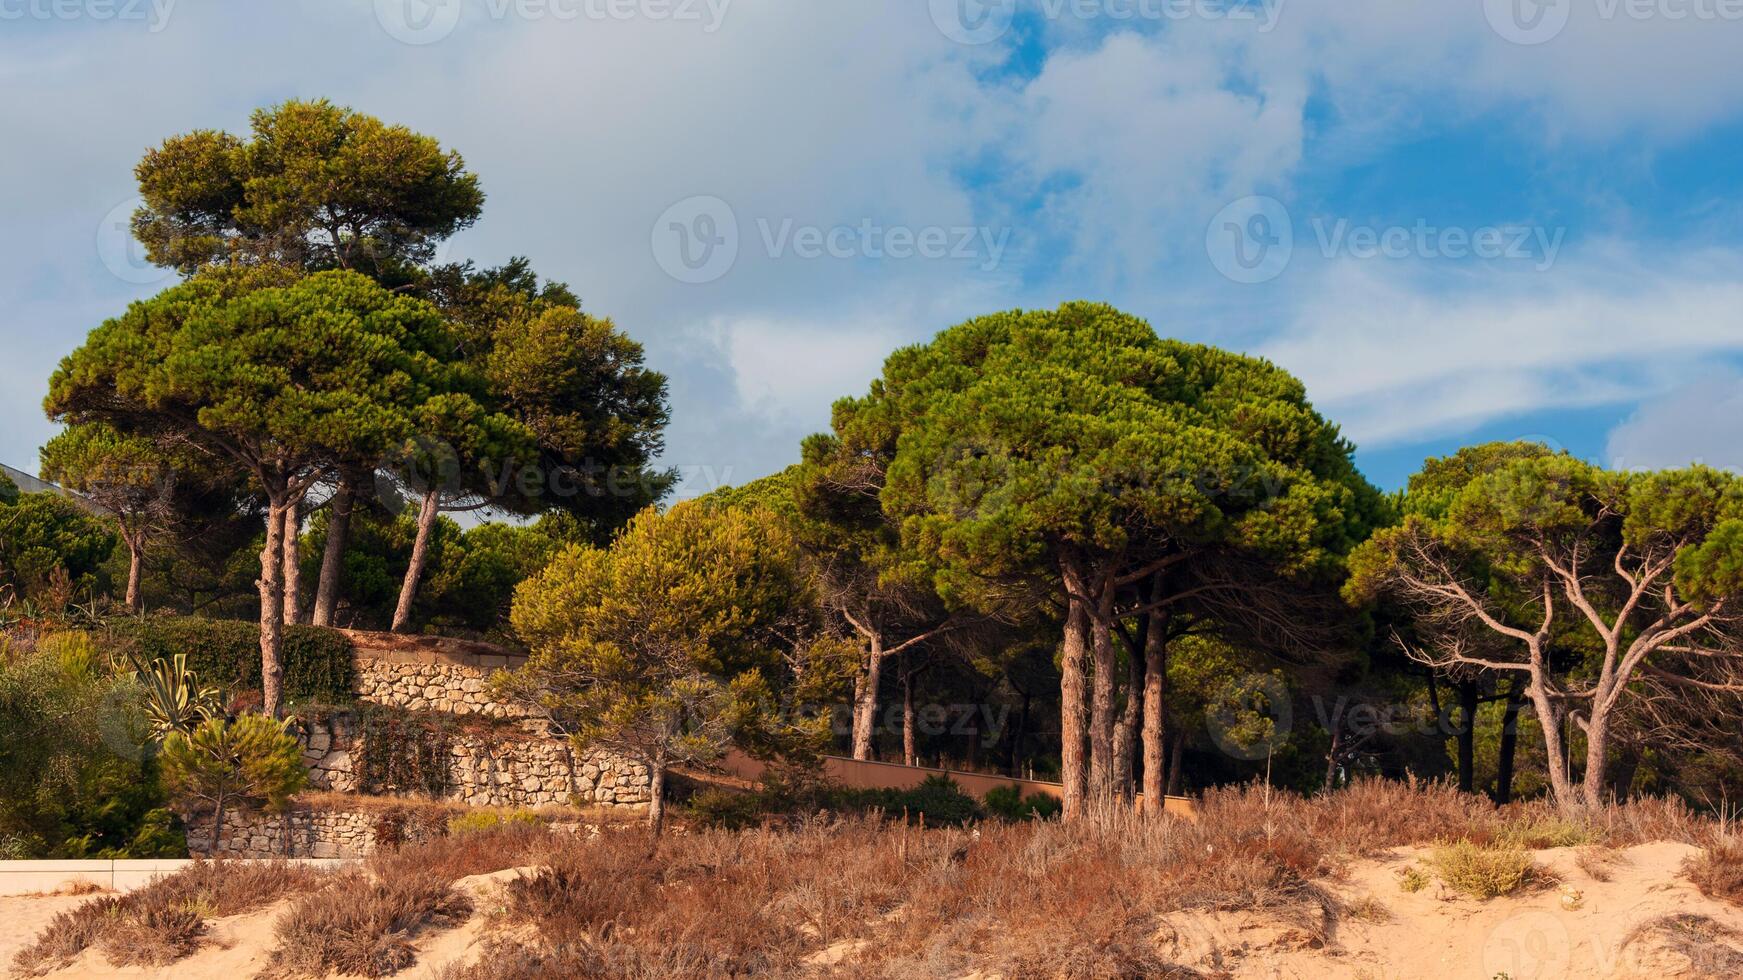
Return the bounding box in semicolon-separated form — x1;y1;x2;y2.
6;843;1740;978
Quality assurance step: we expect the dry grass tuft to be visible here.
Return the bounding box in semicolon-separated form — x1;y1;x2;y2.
263;869;472;978
1426;840;1539;899
1575;844;1628;882
1622;913;1743;976
10;860;332;976
1686;837;1743;906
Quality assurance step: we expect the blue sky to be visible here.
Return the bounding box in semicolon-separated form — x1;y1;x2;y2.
4;0;1743;496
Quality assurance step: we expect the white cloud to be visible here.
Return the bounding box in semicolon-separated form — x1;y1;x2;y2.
1262;245;1743;448
1606;375;1743;473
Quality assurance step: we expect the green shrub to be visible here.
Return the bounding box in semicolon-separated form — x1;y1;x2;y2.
686;788;769;831
354;705;453;798
1428;840;1537;899
108;616;354;702
983;783;1063;822
1500;816;1600;849
846;775;983;826
448;809;541;835
687;774;984;828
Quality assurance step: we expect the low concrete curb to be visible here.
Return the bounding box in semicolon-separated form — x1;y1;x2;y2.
0;858;349;897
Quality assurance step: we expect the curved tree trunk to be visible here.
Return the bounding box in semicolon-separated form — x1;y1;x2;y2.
1140;607;1168;816
1527;680;1579;812
124;534;145;615
850;635;885;760
281;501;302;625
391;488;441;633
1059;590;1090;819
311;477;356;627
259;498;288;719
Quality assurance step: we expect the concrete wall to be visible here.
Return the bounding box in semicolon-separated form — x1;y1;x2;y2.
0;858;345;897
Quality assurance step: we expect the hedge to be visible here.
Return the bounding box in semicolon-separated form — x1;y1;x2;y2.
107;616;356;702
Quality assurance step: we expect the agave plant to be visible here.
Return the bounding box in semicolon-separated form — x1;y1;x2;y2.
131;651;223;743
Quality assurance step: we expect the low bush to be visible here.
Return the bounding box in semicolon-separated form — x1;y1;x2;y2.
107;616;354;702
11;859;331;975
1427;840;1537;899
264;870;472;978
688;773;984;828
1686;837;1743;905
1500;815;1600;849
983;783;1064;822
448;808;541;835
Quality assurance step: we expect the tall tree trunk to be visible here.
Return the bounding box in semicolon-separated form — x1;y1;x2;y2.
1059;590;1090;819
1114;632;1143;800
1165;730;1185;796
902;658;917;767
1087;574;1117;802
311;477;356;628
850;635;884;761
646;762;666;835
1527;679;1579;813
281;501;302;625
391;488;440;633
1010;690;1030;775
124;534;145;615
1140;604;1168;816
1494;681;1525;804
1579;711;1612;810
1456;680;1480;794
259;499;288;719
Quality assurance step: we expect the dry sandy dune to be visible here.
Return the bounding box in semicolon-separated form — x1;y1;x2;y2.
3;843;1740;978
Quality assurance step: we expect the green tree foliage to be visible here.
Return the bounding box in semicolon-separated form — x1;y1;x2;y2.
381;260;672;632
39;423;184;614
1347;452;1743;811
159;713;306;855
847;302;1379;816
501;501;848;833
46;268;516;716
132;98;483;278
0;476;116;609
299;507;561;635
0;630;183;858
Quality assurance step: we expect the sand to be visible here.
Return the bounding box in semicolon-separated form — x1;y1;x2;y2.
5;844;1740;978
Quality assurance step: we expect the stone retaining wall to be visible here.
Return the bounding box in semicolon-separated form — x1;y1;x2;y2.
341;629;531;718
299;714;652;809
183;803;609;859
